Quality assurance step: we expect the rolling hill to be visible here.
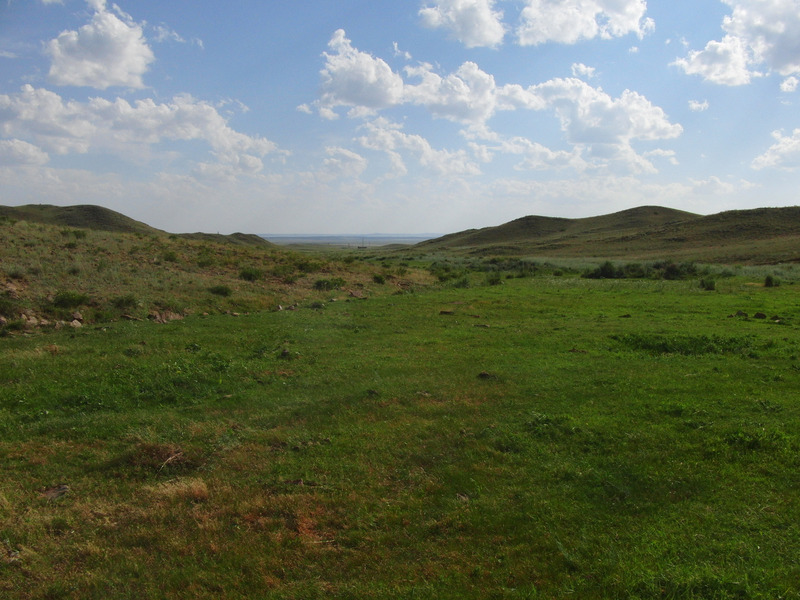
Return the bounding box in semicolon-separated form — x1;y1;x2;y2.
417;205;800;264
0;204;272;247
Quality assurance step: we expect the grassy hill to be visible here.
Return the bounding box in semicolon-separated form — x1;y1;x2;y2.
418;205;800;264
0;218;426;331
0;204;163;236
0;204;272;247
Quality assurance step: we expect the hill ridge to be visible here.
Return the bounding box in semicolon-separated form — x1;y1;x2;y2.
418;205;800;264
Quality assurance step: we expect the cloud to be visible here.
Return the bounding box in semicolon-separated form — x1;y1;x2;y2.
752;128;800;170
322;146;368;178
499;136;588;171
516;0;654;46
419;0;506;48
689;99;709;111
571;62;596;78
311;32;681;174
674;0;800;85
781;76;798;92
45;0;154;89
357;117;481;177
404;61;499;123
316;30;405;117
393;42;412;60
525;78;683;172
0;138;50;165
0;85;282;175
672;35;756;85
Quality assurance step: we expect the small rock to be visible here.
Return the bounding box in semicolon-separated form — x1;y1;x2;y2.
0;316;6;327
736;310;748;317
69;319;82;329
72;311;83;322
753;312;767;319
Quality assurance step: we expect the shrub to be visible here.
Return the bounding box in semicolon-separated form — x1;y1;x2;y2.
699;279;716;291
764;275;780;288
162;250;178;263
372;274;386;285
52;290;89;309
583;261;620;279
314;279;333;291
239;267;263;282
208;285;232;297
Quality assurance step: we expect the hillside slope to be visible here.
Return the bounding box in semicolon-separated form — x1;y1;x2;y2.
418;205;800;264
0;204;272;247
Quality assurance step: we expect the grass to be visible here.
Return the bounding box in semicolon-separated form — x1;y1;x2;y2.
1;266;799;598
0;219;427;330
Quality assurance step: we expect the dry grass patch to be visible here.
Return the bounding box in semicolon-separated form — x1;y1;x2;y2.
147;477;210;503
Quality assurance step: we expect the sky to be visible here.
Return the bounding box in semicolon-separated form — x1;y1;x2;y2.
0;0;799;234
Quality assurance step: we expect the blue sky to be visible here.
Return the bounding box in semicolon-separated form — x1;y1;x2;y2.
1;0;799;234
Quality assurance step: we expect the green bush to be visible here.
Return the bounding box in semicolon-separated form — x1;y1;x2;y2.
239;267;263;282
764;275;780;288
161;250;178;263
52;290;89;309
314;279;333;291
699;279;716;291
372;274;386;285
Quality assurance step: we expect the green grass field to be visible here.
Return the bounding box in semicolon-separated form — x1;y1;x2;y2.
2;266;799;598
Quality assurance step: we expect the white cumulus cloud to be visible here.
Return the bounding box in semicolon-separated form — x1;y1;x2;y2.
516;0;654;46
689;99;709;111
45;0;154;89
674;0;800;85
752;128;800;170
0;85;282;176
316;30;405;118
419;0;506;48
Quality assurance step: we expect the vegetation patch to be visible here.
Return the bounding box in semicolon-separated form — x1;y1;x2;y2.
612;333;755;356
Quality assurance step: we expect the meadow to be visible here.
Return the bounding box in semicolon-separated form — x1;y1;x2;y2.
1;245;799;598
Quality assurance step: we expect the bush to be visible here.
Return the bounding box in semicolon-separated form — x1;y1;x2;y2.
314;279;333;291
52;290;89;309
239;267;263;282
699;279;716;291
161;250;178;263
372;274;386;285
583;261;621;279
764;275;780;288
208;285;232;297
